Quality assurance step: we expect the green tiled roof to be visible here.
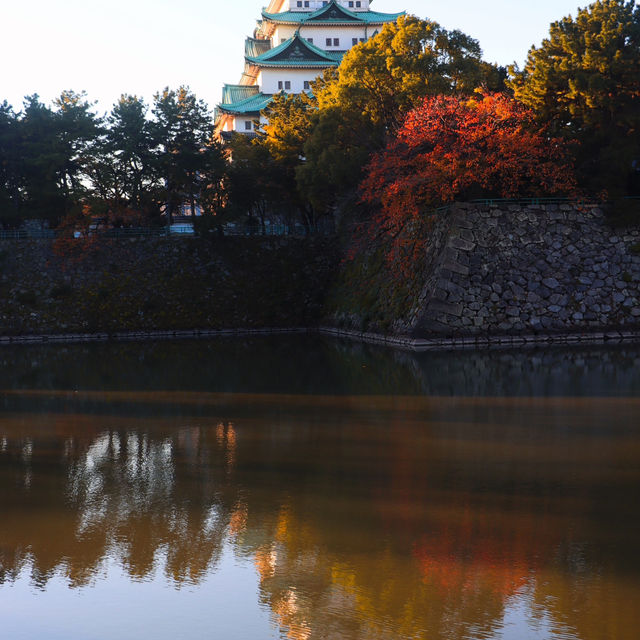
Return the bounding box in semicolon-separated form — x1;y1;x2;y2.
221;84;260;105
245;37;272;58
246;33;342;68
217;92;274;115
262;0;403;25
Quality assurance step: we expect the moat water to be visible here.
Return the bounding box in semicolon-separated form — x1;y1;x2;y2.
0;337;638;639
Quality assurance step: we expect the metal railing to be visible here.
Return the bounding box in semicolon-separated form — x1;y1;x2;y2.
421;195;640;219
0;224;334;241
469;197;576;206
469;195;640;206
0;228;169;240
1;197;636;240
0;229;57;240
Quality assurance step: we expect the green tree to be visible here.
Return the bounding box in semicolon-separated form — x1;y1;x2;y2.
295;16;504;219
0;102;21;226
19;94;68;225
295;105;377;220
106;95;157;212
315;15;499;132
53;90;102;208
223;134;271;231
196;136;229;218
260;92;318;231
84;95;161;227
509;0;640;196
152;86;225;224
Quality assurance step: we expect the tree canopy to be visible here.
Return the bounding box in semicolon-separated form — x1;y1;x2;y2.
509;0;640;195
360;94;577;269
252;15;506;224
0;87;228;230
152;86;227;222
315;15;503;133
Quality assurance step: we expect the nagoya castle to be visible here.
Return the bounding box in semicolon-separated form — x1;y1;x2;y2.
215;0;403;139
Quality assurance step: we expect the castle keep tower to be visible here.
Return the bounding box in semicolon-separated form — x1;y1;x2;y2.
215;0;403;139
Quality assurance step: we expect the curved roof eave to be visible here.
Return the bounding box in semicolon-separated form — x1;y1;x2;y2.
261;8;404;26
245;33;342;67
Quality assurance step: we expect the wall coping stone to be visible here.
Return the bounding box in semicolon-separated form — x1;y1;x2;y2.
2;326;639;352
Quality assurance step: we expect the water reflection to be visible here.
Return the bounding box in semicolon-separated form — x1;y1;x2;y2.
0;336;639;396
0;391;638;639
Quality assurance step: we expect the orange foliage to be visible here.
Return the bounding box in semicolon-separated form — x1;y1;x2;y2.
52;202;147;267
359;94;577;270
52;204;100;267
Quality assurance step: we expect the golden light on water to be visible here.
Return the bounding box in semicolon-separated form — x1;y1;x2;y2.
0;384;638;639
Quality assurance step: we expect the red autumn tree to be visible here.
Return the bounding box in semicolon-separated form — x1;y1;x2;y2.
360;93;577;245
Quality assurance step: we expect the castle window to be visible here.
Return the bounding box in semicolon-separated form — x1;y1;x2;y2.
307;38;313;44
326;37;332;46
352;37;358;46
333;38;339;46
244;121;252;131
304;81;311;90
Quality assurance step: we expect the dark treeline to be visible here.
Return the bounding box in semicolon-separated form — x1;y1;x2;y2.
0;87;227;231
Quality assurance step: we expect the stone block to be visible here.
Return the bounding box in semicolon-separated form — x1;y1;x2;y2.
428;300;463;317
442;261;469;276
451;215;473;229
442;247;459;262
449;236;476;251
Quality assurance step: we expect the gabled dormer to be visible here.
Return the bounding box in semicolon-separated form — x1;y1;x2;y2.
305;1;367;22
245;32;342;68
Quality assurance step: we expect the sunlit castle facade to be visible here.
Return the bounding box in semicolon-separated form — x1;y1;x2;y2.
215;0;403;139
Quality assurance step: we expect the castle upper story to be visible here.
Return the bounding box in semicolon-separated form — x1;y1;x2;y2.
273;0;372;11
215;0;404;137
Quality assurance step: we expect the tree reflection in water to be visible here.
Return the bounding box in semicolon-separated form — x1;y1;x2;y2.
0;391;639;640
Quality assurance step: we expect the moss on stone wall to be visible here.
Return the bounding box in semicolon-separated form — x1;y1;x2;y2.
0;237;339;335
325;246;419;333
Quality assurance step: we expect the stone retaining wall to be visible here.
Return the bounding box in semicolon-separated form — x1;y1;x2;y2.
0;237;338;335
2;205;639;342
412;203;640;336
